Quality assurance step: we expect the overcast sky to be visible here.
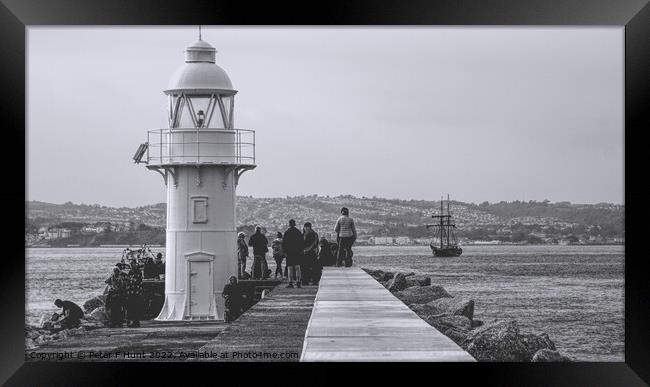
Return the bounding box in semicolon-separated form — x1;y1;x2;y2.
27;27;623;207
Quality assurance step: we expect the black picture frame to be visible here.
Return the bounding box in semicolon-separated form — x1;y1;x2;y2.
2;0;648;385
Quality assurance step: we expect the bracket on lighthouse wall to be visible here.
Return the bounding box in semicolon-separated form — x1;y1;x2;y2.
235;166;256;186
147;166;168;186
167;166;179;188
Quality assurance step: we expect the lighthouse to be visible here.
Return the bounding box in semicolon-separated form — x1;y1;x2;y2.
133;36;255;320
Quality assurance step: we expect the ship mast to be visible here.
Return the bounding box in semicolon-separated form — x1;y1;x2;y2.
447;194;450;247
440;196;444;249
427;195;455;250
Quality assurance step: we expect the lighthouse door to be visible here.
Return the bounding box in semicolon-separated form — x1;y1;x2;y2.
188;261;211;317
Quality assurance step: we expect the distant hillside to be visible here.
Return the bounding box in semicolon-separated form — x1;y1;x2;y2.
26;196;624;240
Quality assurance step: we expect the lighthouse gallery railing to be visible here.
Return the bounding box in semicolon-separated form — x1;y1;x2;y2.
145;128;255;166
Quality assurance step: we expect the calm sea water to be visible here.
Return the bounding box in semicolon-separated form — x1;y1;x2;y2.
25;245;624;361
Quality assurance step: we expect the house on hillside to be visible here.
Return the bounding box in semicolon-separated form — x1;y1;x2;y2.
395;236;411;245
371;236;394;245
42;227;71;240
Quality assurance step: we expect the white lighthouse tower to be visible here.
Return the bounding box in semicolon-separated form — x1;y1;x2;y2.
134;35;255;320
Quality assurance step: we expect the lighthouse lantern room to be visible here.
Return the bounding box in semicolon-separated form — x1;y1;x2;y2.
134;36;255;321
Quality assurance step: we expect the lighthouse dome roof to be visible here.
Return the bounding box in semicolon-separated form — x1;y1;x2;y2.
164;39;236;95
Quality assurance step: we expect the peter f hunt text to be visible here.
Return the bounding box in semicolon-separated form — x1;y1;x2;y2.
26;350;300;361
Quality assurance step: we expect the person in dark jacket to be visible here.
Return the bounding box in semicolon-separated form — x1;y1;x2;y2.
125;260;144;328
143;257;158;279
282;219;304;288
154;252;165;277
318;237;336;267
248;225;269;280
53;299;84;329
105;266;126;327
302;222;320;285
222;276;243;323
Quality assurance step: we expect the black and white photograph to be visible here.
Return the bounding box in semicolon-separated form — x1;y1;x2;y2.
19;24;631;365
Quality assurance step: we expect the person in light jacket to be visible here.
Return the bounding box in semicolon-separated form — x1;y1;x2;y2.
271;232;285;279
237;232;249;279
335;207;357;267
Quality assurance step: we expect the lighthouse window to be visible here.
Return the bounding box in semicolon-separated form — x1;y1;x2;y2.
219;95;233;129
191;197;208;223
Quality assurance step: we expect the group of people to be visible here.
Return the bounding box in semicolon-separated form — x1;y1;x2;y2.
104;260;144;328
224;207;356;323
104;249;165;328
235;207;357;288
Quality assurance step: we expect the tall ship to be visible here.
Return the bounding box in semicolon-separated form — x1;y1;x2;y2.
426;195;463;257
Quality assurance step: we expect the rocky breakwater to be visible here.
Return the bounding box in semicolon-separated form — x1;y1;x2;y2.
364;269;572;362
26;295;110;350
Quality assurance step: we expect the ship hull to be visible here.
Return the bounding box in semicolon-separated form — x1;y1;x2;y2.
430;245;463;257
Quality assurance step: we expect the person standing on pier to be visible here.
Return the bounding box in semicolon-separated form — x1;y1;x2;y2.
248;226;270;280
318;237;336;267
335;207;357;267
271;232;286;279
237;232;249;279
143;256;158;280
222;276;243;323
154;252;165;278
105;266;126;327
302;222;321;285
125;260;144;328
282;219;304;288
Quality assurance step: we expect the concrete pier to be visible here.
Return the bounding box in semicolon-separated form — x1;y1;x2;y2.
300;267;475;361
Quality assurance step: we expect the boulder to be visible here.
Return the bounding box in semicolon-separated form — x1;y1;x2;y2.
434;315;473;331
379;272;394;282
471;319;484;329
386;272;408;292
444;327;471;346
461;320;556;362
429;297;474;320
404;275;432;288
366;269;394;282
531;349;572;362
410;297;474;320
403;272;416;277
409;302;441;318
83;295;105;313
395;285;452;305
88;306;109;324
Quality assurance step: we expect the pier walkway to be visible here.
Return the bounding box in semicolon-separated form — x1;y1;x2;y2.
197;285;318;361
300;267;475;361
